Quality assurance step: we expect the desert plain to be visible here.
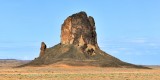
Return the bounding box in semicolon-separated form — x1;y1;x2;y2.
0;60;160;80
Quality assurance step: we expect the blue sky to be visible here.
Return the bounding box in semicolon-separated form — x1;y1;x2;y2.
0;0;160;65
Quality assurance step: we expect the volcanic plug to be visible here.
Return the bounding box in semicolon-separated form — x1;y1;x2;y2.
24;11;148;68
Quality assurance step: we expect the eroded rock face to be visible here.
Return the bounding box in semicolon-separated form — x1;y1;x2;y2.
39;42;47;57
61;12;99;54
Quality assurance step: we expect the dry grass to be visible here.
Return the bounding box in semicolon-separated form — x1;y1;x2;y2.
0;64;160;80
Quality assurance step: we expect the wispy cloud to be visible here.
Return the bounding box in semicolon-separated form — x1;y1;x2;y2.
129;38;147;44
98;37;160;56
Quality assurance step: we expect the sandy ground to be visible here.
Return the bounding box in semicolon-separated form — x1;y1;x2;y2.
0;64;160;80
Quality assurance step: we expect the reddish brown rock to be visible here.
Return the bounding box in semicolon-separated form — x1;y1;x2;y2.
39;42;47;57
61;11;99;55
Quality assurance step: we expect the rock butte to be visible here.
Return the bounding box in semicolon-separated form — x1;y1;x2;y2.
60;12;98;55
23;11;149;69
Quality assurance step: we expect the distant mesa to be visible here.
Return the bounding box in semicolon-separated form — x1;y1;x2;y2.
23;11;149;68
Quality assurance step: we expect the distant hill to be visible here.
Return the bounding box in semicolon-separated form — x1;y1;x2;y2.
0;59;17;60
0;59;31;67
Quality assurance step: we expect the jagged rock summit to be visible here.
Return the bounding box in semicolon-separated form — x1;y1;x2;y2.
61;12;99;56
24;11;148;68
